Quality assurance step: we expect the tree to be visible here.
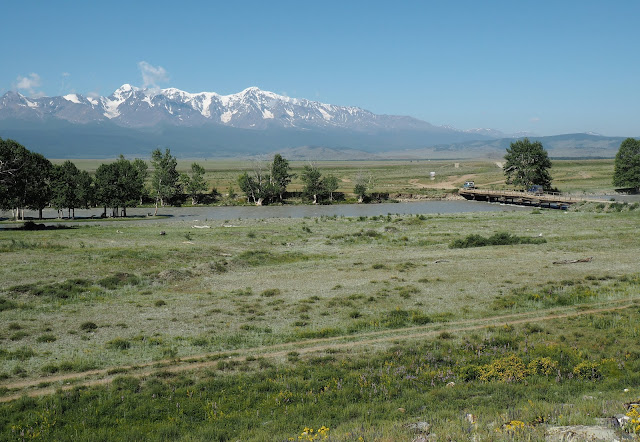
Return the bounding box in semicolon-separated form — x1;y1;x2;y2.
354;170;373;203
132;158;149;205
94;156;146;217
151;148;180;215
181;163;208;205
324;175;339;202
0;139;53;220
236;161;277;205
613;138;640;191
300;164;324;204
270;154;295;202
51;161;94;219
52;161;81;218
503;138;552;190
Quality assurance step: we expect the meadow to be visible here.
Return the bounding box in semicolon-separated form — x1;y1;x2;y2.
1;159;639;440
54;158;618;199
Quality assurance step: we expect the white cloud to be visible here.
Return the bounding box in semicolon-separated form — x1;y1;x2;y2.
138;61;169;89
530;117;541;123
15;73;43;96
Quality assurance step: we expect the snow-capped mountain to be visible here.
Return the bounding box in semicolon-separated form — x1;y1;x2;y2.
0;84;456;133
1;85;618;159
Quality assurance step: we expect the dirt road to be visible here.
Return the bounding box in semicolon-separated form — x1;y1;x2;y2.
1;298;636;403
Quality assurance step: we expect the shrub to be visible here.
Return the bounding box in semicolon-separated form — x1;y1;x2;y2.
479;355;528;382
80;321;98;331
36;334;57;343
260;289;281;297
573;361;601;380
97;273;141;289
450;232;546;249
528;357;558;376
106;338;131;350
0;297;17;312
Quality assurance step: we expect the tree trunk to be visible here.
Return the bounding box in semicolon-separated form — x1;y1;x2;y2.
313;194;318;205
154;200;159;216
122;207;127;217
256;198;264;206
72;208;75;219
38;208;43;220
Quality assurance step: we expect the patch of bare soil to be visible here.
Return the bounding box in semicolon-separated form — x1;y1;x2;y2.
408;174;477;190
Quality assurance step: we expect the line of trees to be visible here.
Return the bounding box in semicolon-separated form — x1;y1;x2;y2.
236;156;354;205
0;139;213;220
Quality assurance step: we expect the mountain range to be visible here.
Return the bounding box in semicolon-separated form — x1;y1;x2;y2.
0;85;628;159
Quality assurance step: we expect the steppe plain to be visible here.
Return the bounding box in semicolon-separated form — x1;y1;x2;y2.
1;159;639;440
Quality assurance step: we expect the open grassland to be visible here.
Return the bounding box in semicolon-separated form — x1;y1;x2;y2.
51;158;618;198
1;206;640;440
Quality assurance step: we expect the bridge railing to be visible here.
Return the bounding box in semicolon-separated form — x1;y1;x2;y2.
459;188;596;203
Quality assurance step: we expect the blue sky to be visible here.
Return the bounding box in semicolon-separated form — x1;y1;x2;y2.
2;0;638;136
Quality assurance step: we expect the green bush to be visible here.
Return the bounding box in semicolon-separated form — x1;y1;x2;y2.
80;321;98;331
106;338;131;350
450;232;546;249
97;273;141;289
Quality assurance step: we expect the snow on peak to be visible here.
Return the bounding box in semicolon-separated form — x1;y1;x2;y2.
63;94;81;104
117;84;134;92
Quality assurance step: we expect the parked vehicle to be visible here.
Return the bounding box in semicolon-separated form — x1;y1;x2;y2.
463;181;475;189
528;185;544;194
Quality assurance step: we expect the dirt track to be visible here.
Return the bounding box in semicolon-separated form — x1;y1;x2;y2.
1;298;636;403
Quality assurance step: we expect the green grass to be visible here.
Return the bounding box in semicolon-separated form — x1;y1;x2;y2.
1;181;639;439
2;307;640;440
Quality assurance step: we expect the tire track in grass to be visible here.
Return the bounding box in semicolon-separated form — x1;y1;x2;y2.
1;297;638;403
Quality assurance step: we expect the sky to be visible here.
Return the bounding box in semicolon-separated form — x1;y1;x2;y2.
1;0;639;137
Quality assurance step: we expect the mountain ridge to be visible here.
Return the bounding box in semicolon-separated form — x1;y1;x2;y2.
0;86;628;159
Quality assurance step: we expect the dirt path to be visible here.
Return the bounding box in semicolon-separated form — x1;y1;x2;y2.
409;174;477;190
1;298;636;403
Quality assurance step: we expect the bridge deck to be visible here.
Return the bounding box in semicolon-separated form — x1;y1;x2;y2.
459;189;604;207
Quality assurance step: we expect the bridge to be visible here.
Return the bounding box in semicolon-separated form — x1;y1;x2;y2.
458;188;604;209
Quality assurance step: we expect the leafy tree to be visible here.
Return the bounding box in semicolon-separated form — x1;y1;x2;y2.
0;139;26;208
237;162;277;205
354;170;373;203
238;172;258;204
132;158;149;205
151;148;180;215
181;163;208;205
323;175;339;202
613;137;640;191
51;161;94;219
94;156;146;217
0;139;53;220
270;154;295;202
503;138;552;190
26;153;53;219
52;161;82;218
300;164;324;204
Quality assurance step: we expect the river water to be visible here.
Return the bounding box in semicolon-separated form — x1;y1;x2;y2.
1;200;528;226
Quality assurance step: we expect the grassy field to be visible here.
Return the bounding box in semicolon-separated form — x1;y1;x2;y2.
1;191;640;440
51;158;618;197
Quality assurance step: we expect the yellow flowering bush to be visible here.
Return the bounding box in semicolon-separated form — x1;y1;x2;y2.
626;405;640;434
479;354;528;382
527;357;558;376
289;426;330;441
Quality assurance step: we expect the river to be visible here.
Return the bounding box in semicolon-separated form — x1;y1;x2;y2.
1;200;529;227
